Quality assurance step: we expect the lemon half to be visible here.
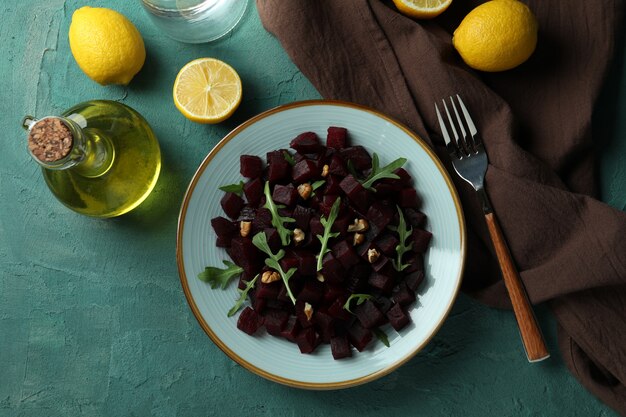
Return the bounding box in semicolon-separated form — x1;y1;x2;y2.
392;0;452;19
173;58;243;124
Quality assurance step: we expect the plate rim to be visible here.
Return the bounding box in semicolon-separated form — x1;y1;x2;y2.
176;99;467;390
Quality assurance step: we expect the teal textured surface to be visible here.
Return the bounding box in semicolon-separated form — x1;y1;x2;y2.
0;1;623;416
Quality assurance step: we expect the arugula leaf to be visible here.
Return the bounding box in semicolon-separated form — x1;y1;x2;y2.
227;274;259;317
372;328;390;347
343;293;373;313
361;153;407;191
219;181;245;196
263;182;296;246
389;206;414;271
316;197;341;271
197;260;243;289
283;151;296;166
310;179;325;197
252;232;297;304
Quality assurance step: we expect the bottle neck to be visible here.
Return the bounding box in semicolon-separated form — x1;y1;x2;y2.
23;115;114;178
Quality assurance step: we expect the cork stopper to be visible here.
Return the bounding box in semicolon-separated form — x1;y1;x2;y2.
28;118;74;162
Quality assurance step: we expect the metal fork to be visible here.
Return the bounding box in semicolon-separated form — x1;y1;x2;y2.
435;95;550;362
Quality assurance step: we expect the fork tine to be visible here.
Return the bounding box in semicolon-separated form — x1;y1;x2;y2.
442;99;459;144
435;104;452;146
448;96;472;155
456;94;481;148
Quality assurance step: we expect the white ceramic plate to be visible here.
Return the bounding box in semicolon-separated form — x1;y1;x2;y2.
177;100;466;389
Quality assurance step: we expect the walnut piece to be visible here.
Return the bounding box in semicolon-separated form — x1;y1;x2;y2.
240;221;252;237
353;232;365;246
304;302;314;321
321;164;329;177
367;248;380;264
297;183;312;200
348;218;369;233
316;272;325;282
293;228;305;245
261;270;280;284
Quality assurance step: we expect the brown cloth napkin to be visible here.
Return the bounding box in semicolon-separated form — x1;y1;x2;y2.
257;0;626;413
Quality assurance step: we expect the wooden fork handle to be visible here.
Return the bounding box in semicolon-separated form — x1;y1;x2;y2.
484;212;550;362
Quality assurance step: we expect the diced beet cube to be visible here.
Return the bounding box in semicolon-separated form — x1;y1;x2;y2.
294;250;316;276
339;175;370;212
296;300;314;328
296;327;318;354
297;280;324;304
280;316;301;342
220;192;244;219
332;240;361;269
256;282;281;299
348;322;373;351
211;216;237;239
216;236;231;248
293;205;313;231
340;146;372;170
328;155;348;176
387;303;411;331
252;296;266;314
392;281;416;306
371;253;390;272
399;188;421;208
263;308;290;336
277;280;301;304
325;175;342;195
332;215;351;239
404;253;424;274
292;159;319;183
412;229;432;253
237;307;262;335
405;208;427;228
394;168;412;185
405;270;425;291
330;334;352;359
376;234;399;256
374;295;393;314
347;264;370;293
323;285;347;304
243;178;263;207
251;208;272;234
279;251;300;273
367;202;395;231
290;132;322;154
322;253;345;284
237;205;255;222
354;300;385;329
327;127;348;150
229;237;261;275
268;156;290;183
240;155;263;178
313;310;335;343
272;184;298;206
309;216;324;237
319;194;341;217
368;272;395;294
264;228;281;253
327;297;352;321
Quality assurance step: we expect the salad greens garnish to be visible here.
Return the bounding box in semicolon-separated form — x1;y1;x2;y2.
283;150;296;166
389;206;414;272
316;197;341;271
343;293;373;313
310;179;326;197
227;274;259;317
197;260;243;289
361;153;407;191
219;181;245;196
263;181;296;246
372;328;390;347
252;232;297;305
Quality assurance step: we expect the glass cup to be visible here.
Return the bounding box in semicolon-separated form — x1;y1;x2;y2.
141;0;248;43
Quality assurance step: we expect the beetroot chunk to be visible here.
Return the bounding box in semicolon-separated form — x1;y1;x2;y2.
211;216;237;240
348;322;373;351
268;155;290;183
237;307;262;335
332;240;361;269
290;132;322;154
263;308;290;336
328;155;348;176
244;178;263;207
339;175;370;212
405;270;425;291
280;316;301;342
293;205;313;231
376;234;399;257
293;250;316;276
387;303;411;331
405;208;427;228
228;237;261;275
367;202;395;231
399;188;421;208
240;155;263;178
321;253;345;284
354;300;386;329
327;127;348;150
412;229;433;253
297;280;324;304
313;310;335;343
220;192;244;219
392;281;416;306
330;334;352;359
292;159;319;183
272;183;298;206
296;327;319;354
368;272;395;294
340;146;372;170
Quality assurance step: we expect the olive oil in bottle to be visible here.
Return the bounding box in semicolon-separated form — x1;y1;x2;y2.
23;100;161;218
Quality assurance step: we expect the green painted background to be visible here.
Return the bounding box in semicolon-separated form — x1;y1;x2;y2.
1;1;624;416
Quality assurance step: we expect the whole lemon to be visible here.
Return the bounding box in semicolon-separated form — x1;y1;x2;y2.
69;7;146;85
453;0;538;72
